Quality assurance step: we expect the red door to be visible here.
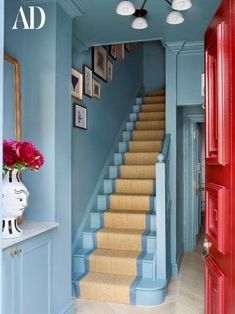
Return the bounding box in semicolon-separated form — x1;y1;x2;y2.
205;0;235;313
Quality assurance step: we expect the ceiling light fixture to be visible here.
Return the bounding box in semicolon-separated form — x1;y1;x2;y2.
166;11;184;24
116;1;135;16
171;0;192;11
116;0;192;29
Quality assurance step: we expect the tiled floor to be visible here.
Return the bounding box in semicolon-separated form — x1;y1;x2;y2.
76;241;204;314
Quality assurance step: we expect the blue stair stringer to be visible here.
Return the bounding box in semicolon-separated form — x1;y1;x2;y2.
72;97;170;306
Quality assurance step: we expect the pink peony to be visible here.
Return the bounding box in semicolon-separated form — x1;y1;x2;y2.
3;139;45;171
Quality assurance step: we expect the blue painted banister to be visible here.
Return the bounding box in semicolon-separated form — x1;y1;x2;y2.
155;134;171;281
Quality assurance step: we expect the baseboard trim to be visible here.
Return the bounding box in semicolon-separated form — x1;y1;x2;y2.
171;243;184;276
59;299;75;314
72;84;141;253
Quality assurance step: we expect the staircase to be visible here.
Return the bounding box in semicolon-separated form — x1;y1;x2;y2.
73;89;170;306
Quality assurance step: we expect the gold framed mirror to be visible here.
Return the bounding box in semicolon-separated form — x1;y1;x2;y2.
4;53;23;224
4;53;22;141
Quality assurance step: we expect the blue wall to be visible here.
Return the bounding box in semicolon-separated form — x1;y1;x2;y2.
4;2;74;312
177;51;204;106
143;41;165;93
72;44;144;242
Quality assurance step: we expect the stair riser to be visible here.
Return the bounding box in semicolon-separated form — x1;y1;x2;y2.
126;121;165;132
110;165;156;180
122;131;164;142
82;231;155;253
132;104;165;113
73;253;154;279
103;179;156;195
147;90;165;96
141;105;165;112
143;96;165;104
97;195;156;211
90;211;156;231
128;141;162;153
126;122;135;131
138;113;165;121
129;112;165;123
135;121;165;131
113;152;158;166
119;165;156;179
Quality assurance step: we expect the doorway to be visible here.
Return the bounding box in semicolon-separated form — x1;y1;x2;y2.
178;106;205;252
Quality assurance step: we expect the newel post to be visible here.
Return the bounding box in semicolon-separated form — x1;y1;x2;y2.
155;153;167;281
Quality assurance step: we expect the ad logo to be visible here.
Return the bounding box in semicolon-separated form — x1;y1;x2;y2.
12;6;46;30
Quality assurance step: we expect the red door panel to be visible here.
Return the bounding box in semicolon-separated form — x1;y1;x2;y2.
206;183;227;254
205;257;225;314
205;22;228;166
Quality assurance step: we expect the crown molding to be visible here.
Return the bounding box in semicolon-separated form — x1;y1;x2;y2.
23;0;87;18
179;41;204;55
165;41;185;54
165;41;204;56
57;0;86;18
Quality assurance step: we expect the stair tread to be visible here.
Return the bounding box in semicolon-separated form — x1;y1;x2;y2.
91;248;140;258
116;178;155;181
74;248;155;261
142;103;165;106
120;165;156;168
136;120;165;123
128;140;162;143
98;228;156;237
80;272;136;286
105;209;152;214
132;130;164;133
110;193;153;197
98;227;144;235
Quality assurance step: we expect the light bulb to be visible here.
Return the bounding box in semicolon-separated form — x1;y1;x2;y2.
116;1;135;16
132;17;148;30
172;0;192;11
166;11;184;24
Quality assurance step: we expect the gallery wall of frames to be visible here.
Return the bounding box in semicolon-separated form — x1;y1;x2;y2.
71;43;137;129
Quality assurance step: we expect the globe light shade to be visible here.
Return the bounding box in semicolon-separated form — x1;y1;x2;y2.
116;1;135;16
166;11;184;25
172;0;192;11
132;17;148;30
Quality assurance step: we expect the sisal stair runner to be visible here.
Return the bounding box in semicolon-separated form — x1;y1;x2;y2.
77;91;165;304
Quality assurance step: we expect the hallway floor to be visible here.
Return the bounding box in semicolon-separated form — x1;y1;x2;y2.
75;240;204;314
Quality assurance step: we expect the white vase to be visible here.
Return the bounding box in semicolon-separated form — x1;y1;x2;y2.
2;169;29;239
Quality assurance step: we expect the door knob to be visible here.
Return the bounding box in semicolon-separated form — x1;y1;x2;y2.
198;186;205;192
201;239;212;260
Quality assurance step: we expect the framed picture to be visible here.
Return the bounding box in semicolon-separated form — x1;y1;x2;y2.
73;103;87;130
93;79;101;100
110;45;117;60
107;60;113;82
125;43;130;52
71;68;83;100
83;65;93;97
116;44;125;60
93;46;108;81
